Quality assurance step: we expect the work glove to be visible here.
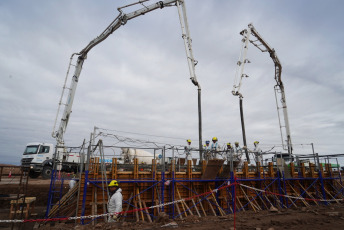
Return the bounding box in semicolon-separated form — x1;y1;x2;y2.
112;214;118;220
243;146;247;149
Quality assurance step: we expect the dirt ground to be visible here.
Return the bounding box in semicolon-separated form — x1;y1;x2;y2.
1;179;344;229
37;204;344;230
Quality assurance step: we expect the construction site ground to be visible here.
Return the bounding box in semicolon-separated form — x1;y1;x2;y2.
1;178;344;229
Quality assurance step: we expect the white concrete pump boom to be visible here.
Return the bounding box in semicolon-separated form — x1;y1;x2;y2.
233;23;293;156
52;0;201;152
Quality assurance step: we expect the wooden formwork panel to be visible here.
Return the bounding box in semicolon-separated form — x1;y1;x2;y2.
72;160;341;220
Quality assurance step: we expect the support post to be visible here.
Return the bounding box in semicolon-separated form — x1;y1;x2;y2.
230;171;235;214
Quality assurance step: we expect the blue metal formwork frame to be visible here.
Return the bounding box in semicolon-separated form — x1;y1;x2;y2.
46;160;344;224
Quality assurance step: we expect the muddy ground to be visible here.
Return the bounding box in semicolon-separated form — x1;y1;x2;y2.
1;179;344;229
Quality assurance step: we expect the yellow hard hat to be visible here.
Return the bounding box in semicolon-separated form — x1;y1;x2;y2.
227;142;231;146
187;139;191;143
235;142;239;145
108;180;119;187
212;137;218;141
254;141;259;144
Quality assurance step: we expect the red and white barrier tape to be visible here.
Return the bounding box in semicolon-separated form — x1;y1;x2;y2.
0;182;237;223
239;183;343;202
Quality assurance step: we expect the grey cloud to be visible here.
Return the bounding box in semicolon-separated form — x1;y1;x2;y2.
1;0;344;165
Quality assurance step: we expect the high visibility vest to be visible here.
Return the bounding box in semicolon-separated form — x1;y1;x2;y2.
211;142;218;151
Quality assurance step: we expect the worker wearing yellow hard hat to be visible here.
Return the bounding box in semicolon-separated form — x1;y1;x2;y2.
253;141;263;166
211;137;221;159
108;180;122;222
225;142;235;169
234;142;244;168
108;180;119;187
185;139;193;165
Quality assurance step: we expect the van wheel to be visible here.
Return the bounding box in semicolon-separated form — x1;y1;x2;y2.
42;166;53;179
29;171;40;178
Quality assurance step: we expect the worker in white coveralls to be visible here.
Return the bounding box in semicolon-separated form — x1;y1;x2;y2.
184;139;193;165
211;137;221;159
234;142;244;168
253;141;263;165
68;177;77;191
108;180;123;222
225;142;234;164
203;140;211;161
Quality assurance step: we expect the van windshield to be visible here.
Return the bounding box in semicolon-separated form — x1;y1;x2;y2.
24;145;39;155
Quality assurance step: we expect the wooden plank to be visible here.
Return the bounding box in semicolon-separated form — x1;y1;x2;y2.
198;197;207;216
236;197;245;212
239;185;256;212
136;188;145;221
121;193;133;222
208;185;225;216
250;188;269;210
287;182;309;207
191;199;201;217
297;181;319;206
133;201;139;222
206;197;217;216
251;194;262;211
212;197;225;216
175;202;183;220
142;201;152;223
324;187;339;203
193;187;207;216
176;186;188;217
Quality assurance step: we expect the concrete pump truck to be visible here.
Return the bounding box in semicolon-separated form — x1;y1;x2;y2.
232;23;293;162
21;0;201;178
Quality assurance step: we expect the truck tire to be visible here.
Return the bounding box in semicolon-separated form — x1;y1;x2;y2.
29;171;40;178
42;166;53;179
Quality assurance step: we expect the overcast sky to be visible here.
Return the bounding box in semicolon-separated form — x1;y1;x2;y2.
1;0;344;165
